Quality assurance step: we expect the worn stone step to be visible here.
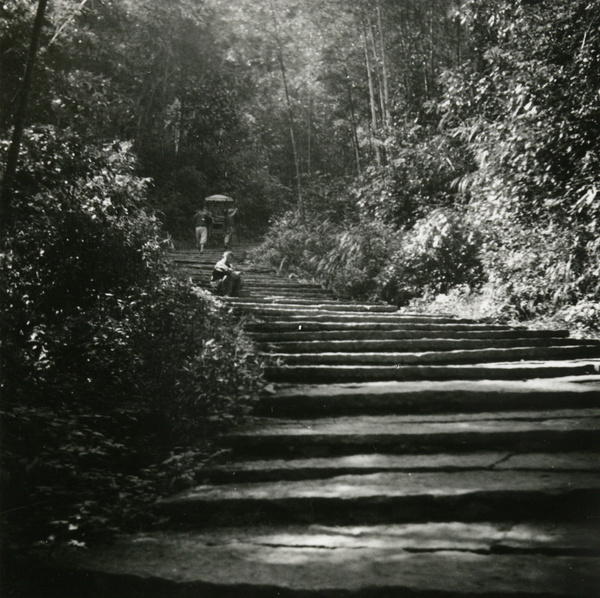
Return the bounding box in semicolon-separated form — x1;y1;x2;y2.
113;248;600;597
226;301;398;313
266;360;600;382
195;287;332;301
158;469;600;526
267;345;600;366
261;337;598;354
245;293;335;301
183;272;324;285
251;320;522;332
252;328;571;342
223;296;350;306
257;378;600;417
254;312;474;323
186;273;331;288
199;452;600;484
251;314;473;324
245;289;331;296
196;285;332;298
183;271;313;282
35;523;600;597
221;409;600;458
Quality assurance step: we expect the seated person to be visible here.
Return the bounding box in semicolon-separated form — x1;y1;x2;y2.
211;251;243;296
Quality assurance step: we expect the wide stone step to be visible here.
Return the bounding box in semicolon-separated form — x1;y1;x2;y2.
246;292;335;301
226;301;398;313
251;320;523;332
252;328;571;342
187;275;332;291
184;271;316;283
267;345;600;366
195;287;333;301
38;523;600;597
205;288;333;300
199;451;600;484
184;273;327;287
257;378;600;417
261;337;598;354
254;312;474;323
224;296;352;306
245;289;331;296
266;360;600;382
221;409;600;458
245;292;334;300
158;469;600;525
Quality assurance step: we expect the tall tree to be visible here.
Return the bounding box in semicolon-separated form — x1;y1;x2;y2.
1;0;48;225
269;0;304;217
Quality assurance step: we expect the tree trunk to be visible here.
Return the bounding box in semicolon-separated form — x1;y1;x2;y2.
368;19;387;166
361;20;381;167
48;0;90;48
307;94;312;179
428;0;435;98
269;0;304;219
345;67;361;175
367;21;384;121
376;1;391;128
456;0;462;63
1;0;49;227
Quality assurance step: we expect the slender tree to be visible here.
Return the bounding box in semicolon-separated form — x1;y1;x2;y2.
361;17;381;167
1;0;49;227
269;0;304;218
376;1;390;128
345;66;362;175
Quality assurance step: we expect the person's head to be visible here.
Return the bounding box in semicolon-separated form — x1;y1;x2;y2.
223;251;234;261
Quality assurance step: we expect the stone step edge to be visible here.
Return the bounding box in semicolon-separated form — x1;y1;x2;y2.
252;330;571;341
199;452;600;484
260;339;599;352
265;361;600;382
30;533;600;598
157;470;600;528
265;345;600;366
266;377;600;398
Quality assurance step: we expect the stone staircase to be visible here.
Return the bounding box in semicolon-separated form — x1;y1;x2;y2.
41;246;600;597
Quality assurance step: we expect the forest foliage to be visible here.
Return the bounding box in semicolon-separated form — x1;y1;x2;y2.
253;0;600;328
1;0;599;550
0;125;264;548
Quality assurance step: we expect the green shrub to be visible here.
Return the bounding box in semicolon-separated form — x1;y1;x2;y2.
1;127;264;548
558;300;600;334
252;211;337;275
356;127;473;229
311;220;402;300
256;206;485;306
379;209;485;305
475;216;585;318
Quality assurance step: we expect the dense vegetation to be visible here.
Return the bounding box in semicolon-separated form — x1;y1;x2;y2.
1;0;271;550
255;0;600;330
1;0;599;554
0;126;264;549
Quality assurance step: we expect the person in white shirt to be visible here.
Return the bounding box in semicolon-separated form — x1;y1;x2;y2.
211;251;243;296
194;207;213;253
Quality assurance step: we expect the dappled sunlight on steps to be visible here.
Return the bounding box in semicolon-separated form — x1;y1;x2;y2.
38;245;600;597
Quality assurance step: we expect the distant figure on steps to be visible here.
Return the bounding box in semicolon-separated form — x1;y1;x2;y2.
224;206;238;249
211;251;243;296
194;205;214;253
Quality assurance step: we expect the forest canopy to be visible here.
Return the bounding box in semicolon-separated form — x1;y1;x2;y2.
3;0;599;254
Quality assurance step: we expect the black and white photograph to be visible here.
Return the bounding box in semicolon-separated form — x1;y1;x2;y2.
2;0;600;596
